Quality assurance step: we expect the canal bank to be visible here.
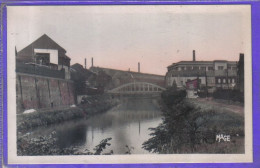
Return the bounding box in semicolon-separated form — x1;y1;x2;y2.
17;97;163;155
17;94;119;132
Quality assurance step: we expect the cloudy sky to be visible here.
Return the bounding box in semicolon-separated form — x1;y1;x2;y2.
7;5;251;75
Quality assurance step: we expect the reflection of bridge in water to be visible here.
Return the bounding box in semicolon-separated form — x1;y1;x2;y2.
107;82;166;96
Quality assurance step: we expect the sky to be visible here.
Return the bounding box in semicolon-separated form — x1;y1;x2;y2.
7;5;251;75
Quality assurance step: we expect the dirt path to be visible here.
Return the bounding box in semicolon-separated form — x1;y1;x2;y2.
187;98;244;116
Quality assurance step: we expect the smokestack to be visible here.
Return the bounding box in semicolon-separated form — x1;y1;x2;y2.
91;57;93;67
138;62;140;73
193;50;196;62
84;58;87;69
239;53;244;60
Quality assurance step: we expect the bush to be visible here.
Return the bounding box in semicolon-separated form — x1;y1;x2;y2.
17;131;113;155
161;87;186;107
143;88;244;154
213;89;244;103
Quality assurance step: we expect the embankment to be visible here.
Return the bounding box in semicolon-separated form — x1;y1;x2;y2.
17;94;119;132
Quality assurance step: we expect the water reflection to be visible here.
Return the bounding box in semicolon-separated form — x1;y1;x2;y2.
32;97;162;154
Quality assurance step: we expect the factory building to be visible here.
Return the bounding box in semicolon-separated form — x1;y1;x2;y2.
166;50;240;92
16;34;71;79
15;34;75;112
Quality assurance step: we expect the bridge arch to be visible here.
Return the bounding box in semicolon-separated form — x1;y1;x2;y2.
108;82;165;94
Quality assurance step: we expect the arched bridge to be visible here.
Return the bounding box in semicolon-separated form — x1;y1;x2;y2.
108;82;165;95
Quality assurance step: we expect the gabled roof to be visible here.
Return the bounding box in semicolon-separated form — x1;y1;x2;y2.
17;34;67;57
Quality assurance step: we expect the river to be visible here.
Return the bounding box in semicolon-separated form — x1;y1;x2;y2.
31;97;163;154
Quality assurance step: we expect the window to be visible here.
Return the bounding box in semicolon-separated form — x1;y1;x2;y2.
218;66;224;70
208;67;213;70
218;78;221;83
200;67;206;70
223;79;226;83
186;66;192;70
228;79;231;83
193;67;199;70
232;79;235;83
232;67;237;70
181;67;185;70
36;53;50;65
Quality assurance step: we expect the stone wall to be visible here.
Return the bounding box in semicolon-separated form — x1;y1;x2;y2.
16;73;75;113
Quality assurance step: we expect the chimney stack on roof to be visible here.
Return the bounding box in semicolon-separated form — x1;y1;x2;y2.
193;50;196;62
138;62;140;73
85;58;87;69
91;57;93;67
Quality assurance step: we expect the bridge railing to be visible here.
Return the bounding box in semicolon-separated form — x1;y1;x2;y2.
108;82;165;94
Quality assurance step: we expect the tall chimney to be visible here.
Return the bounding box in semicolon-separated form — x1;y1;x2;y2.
84;58;87;69
91;57;93;67
138;62;140;73
239;53;244;60
193;50;196;61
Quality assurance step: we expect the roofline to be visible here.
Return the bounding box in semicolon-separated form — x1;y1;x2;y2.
90;66;164;77
167;60;238;68
17;34;67;53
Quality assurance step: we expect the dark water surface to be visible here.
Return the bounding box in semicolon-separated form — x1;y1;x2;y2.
31;97;163;154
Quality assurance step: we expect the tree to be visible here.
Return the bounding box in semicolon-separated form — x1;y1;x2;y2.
143;89;216;153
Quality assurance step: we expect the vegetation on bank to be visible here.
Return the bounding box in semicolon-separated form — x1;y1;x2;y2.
212;89;244;103
17;107;84;132
17;95;119;132
142;87;244;154
17;95;120;155
17;131;113;155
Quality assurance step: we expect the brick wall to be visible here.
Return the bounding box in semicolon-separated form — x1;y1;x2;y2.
16;73;75;113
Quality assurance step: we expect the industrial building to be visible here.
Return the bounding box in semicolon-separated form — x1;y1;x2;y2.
16;34;71;79
165;50;242;92
15;34;75;113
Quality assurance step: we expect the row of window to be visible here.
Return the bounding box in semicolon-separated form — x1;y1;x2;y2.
118;86;162;92
167;77;236;86
216;78;236;84
171;66;237;71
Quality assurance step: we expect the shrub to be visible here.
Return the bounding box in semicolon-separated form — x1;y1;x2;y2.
161;87;186;107
143;89;244;154
213;89;244;103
